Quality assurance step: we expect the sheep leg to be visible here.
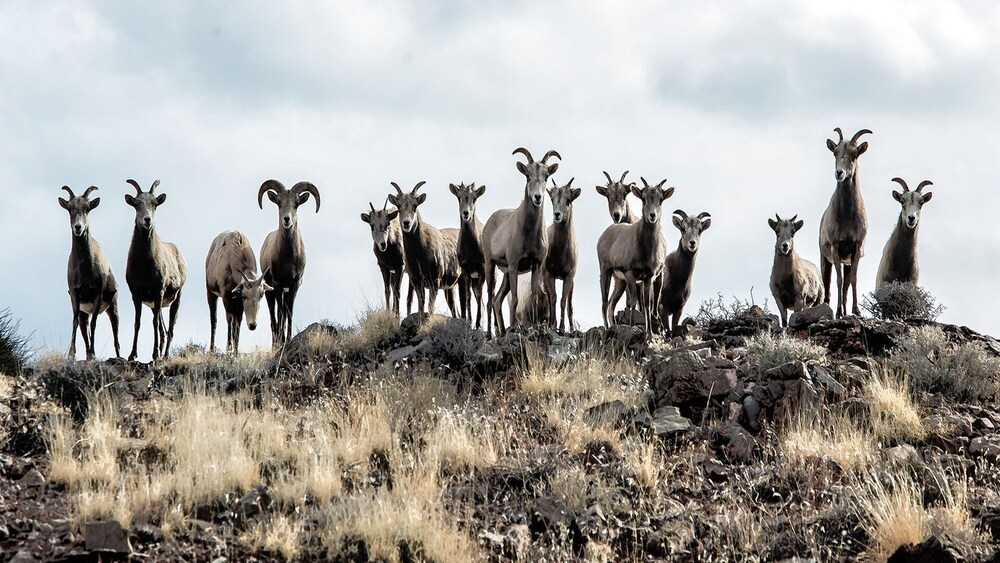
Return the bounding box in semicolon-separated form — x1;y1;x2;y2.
849;253;861;316
625;272;643;334
265;290;278;348
671;312;682;338
779;305;788;329
283;287;297;345
485;261;496;337
564;276;575;333
391;272;402;317
165;291;181;358
233;308;243;354
225;308;234;353
472;275;484;331
545;274;557;330
78;311;92;360
821;258;832;306
128;297;142;362
381;267;392;311
151;301;163;361
458;274;469;321
444;282;458;318
208;289;219;353
107;296;121;359
494;273;511;336
599;267;612;328
508;267;523;331
607;278;627;326
68;293;80;360
407;281;415;317
88;297;102;360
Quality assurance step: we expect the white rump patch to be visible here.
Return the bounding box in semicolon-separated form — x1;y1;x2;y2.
79;303;94;314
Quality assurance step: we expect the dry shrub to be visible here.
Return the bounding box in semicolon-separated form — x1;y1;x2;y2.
425;407;498;474
745;332;826;374
306;308;400;358
866;368;926;444
890;326;1000;401
782;408;875;474
242;514;303;561
862;281;944;321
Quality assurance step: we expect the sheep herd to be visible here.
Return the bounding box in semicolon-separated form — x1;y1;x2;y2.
58;127;935;361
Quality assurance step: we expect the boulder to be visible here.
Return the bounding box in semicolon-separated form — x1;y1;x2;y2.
529;499;586;555
970;436;1000;458
585;400;631;429
886;536;960;563
788;304;833;329
652;406;692;438
83;520;131;554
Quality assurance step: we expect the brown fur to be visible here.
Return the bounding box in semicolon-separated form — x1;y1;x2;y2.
206;231;268;354
658;210;712;336
768;215;824;327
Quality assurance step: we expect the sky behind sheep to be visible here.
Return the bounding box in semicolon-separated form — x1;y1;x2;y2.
4;1;1000;359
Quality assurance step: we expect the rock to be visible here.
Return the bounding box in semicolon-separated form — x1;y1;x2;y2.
886;536;960;563
652;406;692;438
974;417;995;432
234;485;273;522
743;395;762;430
83;520;131;554
810;364;846;395
504;524;531;560
970;436;1000;458
131;523;162;543
700;367;741;399
788;304;833;329
0;524;9;541
765;361;809;381
645;518;695;557
722;422;758;463
585;400;631;429
9;551;35;563
883;445;924;469
18;468;46;488
529;499;586;555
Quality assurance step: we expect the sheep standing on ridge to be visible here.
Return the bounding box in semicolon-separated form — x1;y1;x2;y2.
658;210;712;336
361;200;414;316
205;231;270;354
59;186;121;360
388;181;464;317
876;178;934;289
124;179;187;361
768;214;824;328
544;178;581;332
483;147;560;337
820;127;871;318
449;182;487;329
258;179;321;347
598;178;674;335
596;170;642;319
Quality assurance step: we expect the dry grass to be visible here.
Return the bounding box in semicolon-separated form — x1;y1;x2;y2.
745;332;827;374
866;368;927;444
781;408;876;473
305;308;400;358
241;514;303;561
890;325;1000;401
425;407;499;474
856;471;929;561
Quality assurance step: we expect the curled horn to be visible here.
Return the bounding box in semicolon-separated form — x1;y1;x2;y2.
390;182;404;195
126;179;143;195
916;180;934;192
292;181;321;212
851;129;873;143
891;177;910;192
673;209;688;219
512;147;534;163
411;181;426;194
61;186;75;198
150;179;161;193
620;170;629;184
82;186;99;199
603;171;613;184
541;150;562;163
257;179;286;209
697;212;712;220
833;127;844;143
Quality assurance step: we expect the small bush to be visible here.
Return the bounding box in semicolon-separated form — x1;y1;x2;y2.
694;290;770;326
889;326;1000;401
745;332;827;374
0;309;31;376
862;282;945;322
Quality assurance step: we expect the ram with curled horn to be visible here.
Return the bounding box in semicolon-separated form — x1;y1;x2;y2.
482;147;561;336
123;178;187;361
257;178;321;347
820;127;872;318
59;185;122;360
387;181;464;319
876;177;935;289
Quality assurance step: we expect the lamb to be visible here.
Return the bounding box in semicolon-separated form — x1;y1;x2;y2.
361;200;414;316
768;214;824;328
544;178;581;332
597;178;674;335
387;181;464;317
658;210;712;336
483;147;560;337
876;178;934;289
205;231;271;354
449;182;487;329
258;179;321;347
820;127;871;318
58;186;121;360
124;179;187;361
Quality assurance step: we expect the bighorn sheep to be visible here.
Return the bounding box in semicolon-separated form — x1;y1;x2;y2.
483;147;560;337
544;177;581;332
258;179;320;347
598;179;674;335
387;181;464;317
596;170;641;317
361;200;414;316
58;186;121;360
658;210;712;336
205;231;270;354
124;179;187;361
449;182;487;329
820;127;871;318
876;178;934;289
514;274;551;327
768;214;824;328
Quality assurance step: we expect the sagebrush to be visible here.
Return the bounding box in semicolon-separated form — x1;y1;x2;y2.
862;282;945;322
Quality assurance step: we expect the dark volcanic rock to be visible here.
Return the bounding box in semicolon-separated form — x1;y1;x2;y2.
788;304;833;329
886;536;960;563
585;400;631;429
529;498;586;555
83;520;131;554
652;406;692;438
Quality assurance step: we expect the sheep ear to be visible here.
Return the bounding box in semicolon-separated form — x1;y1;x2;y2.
857;141;868;155
449;183;459;196
475;184;486;198
768;218;778;231
661;187;675;200
826;138;837;152
892;190;903;203
155;193;167;206
361;212;371;224
387;194;398;206
89;197;101;210
570;187;582;201
672;215;684;230
547;163;559;177
630;185;643;199
596;185;608;197
124;194;136;207
793;219;804;232
387;209;399;221
268;191;279;204
516;161;529;177
263;282;274;292
416;193;427;205
231;285;244;295
922;192;933;203
58;197;69;210
700;218;712;231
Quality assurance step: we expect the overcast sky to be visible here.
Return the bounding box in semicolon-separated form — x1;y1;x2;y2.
4;1;1000;360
